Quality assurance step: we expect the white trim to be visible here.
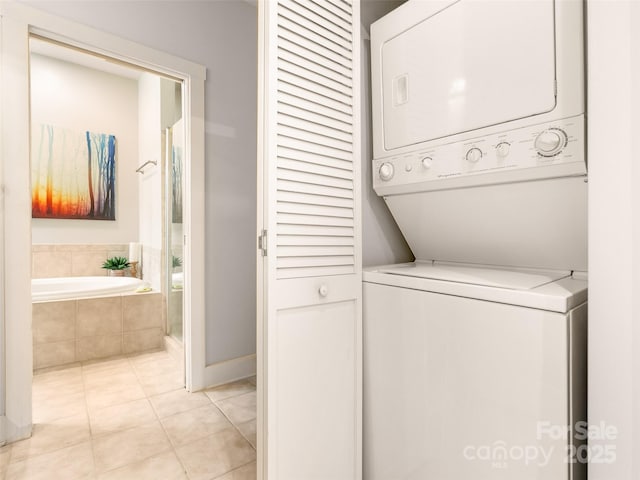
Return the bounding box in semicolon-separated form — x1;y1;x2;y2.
0;7;34;443
202;354;256;389
0;2;207;439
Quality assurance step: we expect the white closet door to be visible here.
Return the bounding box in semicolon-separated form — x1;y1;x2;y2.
257;0;361;478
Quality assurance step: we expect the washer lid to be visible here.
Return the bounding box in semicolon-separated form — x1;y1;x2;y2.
378;262;569;290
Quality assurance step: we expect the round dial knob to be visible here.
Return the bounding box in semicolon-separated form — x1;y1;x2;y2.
465;147;482;163
421;157;433;169
534;128;568;157
496;142;510;158
379;162;394;181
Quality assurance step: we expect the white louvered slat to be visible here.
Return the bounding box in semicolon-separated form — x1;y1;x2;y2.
274;0;355;280
279;36;352;79
278;124;352;152
278;16;351;61
280;0;351;42
277;223;354;237
277;201;353;218
278;113;352;143
278;145;353;171
277;179;353;199
278;68;352;105
278;3;352;52
278;135;352;162
278;50;351;89
277;213;353;228
278;78;351;115
277;255;354;269
275;264;355;279
278;157;352;180
278;245;355;257
309;0;351;23
278;59;352;97
278;91;352;124
277;234;354;246
278;103;352;135
292;0;352;33
277;168;352;189
327;0;352;14
278;191;353;209
279;27;351;70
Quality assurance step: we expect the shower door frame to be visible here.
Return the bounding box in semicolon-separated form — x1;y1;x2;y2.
0;2;207;442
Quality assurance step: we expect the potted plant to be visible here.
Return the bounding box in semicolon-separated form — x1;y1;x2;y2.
172;255;182;270
102;256;130;276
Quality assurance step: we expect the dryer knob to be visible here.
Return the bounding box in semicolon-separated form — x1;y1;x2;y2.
496;142;510;158
379;162;395;181
465;147;482;163
534;128;567;157
421;157;433;169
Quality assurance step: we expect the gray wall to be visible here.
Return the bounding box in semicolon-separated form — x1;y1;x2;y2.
27;1;258;365
361;1;413;267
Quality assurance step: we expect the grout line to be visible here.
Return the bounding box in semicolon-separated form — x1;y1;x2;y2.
210;459;256;480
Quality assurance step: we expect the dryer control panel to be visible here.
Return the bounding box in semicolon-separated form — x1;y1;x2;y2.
373;115;585;196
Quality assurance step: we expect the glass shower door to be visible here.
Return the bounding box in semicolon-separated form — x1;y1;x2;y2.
166;119;184;342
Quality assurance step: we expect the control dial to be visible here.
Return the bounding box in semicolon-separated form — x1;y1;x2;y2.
534;128;568;157
496;142;510;158
379;162;395;181
465;147;482;163
421;157;433;169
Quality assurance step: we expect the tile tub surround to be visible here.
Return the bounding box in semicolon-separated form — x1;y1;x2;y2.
5;351;257;479
33;292;163;369
32;244;130;279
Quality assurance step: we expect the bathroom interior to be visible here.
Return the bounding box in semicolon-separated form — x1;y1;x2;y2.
30;37;186;367
0;0;638;479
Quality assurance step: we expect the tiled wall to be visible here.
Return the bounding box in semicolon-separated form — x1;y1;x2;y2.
32;244;129;279
33;292;163;370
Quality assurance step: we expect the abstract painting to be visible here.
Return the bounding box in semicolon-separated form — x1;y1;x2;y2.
32;124;116;220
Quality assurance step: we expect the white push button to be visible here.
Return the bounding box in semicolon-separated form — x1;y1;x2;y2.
379;162;394;181
319;285;328;297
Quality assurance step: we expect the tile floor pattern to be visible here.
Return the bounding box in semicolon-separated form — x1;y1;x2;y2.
0;349;257;480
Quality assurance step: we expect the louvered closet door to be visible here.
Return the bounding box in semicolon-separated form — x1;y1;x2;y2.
257;0;362;479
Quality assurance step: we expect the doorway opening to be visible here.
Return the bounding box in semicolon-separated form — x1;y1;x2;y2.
29;36;186;373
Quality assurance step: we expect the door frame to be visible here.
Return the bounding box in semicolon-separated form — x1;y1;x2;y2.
0;2;207;442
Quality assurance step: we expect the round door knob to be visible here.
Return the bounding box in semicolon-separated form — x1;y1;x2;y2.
379;162;394;181
319;285;328;297
465;147;482;163
534;128;567;157
496;142;510;158
421;157;433;169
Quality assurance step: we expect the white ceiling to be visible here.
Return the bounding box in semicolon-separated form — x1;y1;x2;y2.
30;37;143;80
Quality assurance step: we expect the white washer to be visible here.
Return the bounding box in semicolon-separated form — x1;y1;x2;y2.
363;262;587;480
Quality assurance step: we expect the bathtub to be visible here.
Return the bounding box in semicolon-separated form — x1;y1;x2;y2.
32;276;163;370
32;276;145;302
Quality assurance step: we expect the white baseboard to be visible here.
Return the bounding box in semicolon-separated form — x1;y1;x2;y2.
3;416;32;444
202;354;256;389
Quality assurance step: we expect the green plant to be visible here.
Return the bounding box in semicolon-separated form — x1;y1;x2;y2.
172;255;183;268
102;256;130;270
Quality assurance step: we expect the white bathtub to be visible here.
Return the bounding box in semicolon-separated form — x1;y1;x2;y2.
32;276;145;302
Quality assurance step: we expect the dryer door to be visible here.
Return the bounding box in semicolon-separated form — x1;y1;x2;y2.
379;0;556;151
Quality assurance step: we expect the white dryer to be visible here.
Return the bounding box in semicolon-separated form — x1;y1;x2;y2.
363;262;587;479
364;0;588;478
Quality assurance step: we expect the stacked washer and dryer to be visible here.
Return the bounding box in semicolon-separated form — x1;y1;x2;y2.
364;1;587;479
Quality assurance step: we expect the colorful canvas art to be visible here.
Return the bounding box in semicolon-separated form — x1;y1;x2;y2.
32;124;116;220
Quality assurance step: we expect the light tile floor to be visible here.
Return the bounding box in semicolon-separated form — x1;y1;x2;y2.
0;349;257;480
